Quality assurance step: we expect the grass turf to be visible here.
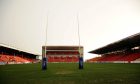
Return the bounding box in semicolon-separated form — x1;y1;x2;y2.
0;63;140;84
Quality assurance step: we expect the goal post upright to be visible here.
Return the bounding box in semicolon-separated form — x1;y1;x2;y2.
77;12;84;69
42;14;48;70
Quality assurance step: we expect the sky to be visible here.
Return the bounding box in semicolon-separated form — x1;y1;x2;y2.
0;0;140;60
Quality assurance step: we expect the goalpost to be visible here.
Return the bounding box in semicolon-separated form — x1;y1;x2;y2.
42;13;84;70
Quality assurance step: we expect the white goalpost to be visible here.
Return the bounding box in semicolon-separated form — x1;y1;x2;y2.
42;12;84;70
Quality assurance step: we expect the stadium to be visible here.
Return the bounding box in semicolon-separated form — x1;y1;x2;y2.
42;46;83;63
87;33;140;63
0;44;40;65
1;0;140;84
1;33;140;84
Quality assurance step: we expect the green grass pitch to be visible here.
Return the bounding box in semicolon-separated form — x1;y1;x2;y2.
0;63;140;84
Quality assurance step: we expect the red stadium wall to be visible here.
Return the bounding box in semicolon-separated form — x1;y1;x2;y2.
48;56;79;63
47;51;79;63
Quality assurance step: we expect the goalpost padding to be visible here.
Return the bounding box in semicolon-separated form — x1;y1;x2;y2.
79;57;84;69
42;57;47;70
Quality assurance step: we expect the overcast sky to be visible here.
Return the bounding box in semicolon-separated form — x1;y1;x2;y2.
0;0;140;60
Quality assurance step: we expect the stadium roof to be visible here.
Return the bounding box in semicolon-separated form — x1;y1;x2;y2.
89;32;140;54
42;45;83;50
0;43;39;56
